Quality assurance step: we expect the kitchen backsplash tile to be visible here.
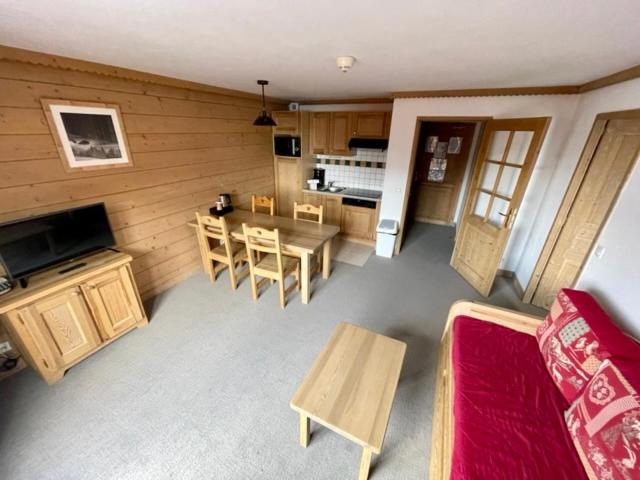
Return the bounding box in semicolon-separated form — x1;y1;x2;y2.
314;149;386;190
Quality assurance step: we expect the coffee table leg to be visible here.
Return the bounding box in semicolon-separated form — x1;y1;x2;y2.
299;413;310;448
358;447;372;480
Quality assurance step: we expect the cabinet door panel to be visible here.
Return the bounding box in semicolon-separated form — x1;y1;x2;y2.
324;196;342;227
84;268;141;340
310;113;330;154
276;157;300;217
353;112;389;138
341;206;375;239
330;113;353;155
29;289;100;367
273;111;299;135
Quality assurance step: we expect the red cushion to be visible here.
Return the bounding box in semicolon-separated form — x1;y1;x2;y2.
565;359;640;480
536;289;640;403
451;315;588;479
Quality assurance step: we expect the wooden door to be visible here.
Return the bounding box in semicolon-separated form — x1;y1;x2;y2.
272;111;299;135
275;157;300;217
84;267;142;340
527;118;640;308
310;113;330;154
324;196;342;226
451;117;549;296
411;122;477;225
330;113;353;155
27;288;101;367
353;112;389;138
341;206;375;239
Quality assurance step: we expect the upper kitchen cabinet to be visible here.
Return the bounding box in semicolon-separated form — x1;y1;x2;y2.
309;112;331;154
309;112;356;156
329;112;353;155
352;112;390;138
272;111;300;135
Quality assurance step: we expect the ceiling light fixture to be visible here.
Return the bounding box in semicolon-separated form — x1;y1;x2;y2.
253;80;277;127
336;56;356;73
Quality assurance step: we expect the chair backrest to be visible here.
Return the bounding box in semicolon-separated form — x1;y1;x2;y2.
293;202;324;224
252;195;275;216
242;223;284;273
196;212;234;259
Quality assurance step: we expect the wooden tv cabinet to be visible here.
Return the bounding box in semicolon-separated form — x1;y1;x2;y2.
0;250;147;384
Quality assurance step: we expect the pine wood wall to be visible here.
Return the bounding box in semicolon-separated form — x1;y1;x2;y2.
0;46;284;299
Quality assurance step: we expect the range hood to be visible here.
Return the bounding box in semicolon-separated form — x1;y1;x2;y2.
348;138;389;151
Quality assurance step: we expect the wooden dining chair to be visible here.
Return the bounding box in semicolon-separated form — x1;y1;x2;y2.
293;201;324;274
242;223;300;309
293;202;324;224
251;195;275;216
195;212;248;289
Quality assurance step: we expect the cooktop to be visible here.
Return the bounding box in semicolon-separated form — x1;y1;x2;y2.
342;188;383;199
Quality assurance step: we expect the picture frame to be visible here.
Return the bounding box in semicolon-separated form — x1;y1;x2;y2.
41;99;133;172
425;136;438;153
448;136;463;154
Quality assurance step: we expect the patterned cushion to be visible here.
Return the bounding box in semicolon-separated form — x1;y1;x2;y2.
536;289;640;403
565;360;640;480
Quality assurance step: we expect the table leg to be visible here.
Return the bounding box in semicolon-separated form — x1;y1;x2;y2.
299;413;310;448
322;239;332;280
301;252;310;304
358;447;372;480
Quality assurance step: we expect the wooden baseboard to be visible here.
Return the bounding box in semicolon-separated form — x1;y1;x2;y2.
413;217;455;227
337;234;376;246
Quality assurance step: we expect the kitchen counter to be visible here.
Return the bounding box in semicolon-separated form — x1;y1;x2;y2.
302;188;382;202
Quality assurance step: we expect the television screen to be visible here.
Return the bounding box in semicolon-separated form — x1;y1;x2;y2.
0;203;116;281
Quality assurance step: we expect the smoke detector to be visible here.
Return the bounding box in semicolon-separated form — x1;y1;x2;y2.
336;56;356;73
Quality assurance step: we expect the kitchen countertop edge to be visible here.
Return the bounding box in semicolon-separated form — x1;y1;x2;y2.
302;188;382;202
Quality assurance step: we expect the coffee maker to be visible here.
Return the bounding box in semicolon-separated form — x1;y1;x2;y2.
313;168;325;188
210;193;233;215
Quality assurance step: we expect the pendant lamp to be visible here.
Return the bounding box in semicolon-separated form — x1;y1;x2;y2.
253;80;277;127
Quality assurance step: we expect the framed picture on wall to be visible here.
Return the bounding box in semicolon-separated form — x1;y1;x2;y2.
447;136;463;154
41;99;133;172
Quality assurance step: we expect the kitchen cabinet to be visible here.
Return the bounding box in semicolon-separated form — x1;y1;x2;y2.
302;193;342;227
341;205;378;240
309;112;356;156
0;251;147;384
277;157;303;217
272;111;299;135
352;112;390;138
329;112;353;155
324;196;342;226
309;113;331;154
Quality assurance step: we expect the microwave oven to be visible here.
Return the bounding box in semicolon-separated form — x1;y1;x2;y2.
274;136;301;157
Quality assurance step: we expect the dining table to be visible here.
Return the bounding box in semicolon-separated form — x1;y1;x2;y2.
188;209;340;304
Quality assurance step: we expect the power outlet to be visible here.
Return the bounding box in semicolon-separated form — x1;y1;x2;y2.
0;341;11;354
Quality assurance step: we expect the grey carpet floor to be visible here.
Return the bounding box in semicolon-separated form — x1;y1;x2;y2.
0;223;545;480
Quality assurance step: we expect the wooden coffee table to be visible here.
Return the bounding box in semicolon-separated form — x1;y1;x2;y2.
290;322;406;479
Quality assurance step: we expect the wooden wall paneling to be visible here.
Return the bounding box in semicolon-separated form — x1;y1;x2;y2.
0;53;283;300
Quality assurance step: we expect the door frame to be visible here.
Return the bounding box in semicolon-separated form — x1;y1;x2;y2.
523;108;640;303
395;116;491;255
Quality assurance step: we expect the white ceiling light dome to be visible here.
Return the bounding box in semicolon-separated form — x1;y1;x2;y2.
336;56;356;73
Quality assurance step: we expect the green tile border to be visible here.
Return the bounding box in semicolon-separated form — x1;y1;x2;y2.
315;159;386;169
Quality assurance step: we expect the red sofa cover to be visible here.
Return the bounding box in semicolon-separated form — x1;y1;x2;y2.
450;315;588;479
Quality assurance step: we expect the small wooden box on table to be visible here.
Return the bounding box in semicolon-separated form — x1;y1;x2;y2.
290;322;406;480
0;251;147;384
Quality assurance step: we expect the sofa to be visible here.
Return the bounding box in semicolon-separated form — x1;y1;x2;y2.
429;290;640;479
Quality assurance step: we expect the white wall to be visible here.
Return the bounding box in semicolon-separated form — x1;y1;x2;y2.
555;79;640;338
300;103;393;112
381;95;581;271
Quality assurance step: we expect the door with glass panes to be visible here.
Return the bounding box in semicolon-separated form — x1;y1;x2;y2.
451;117;550;296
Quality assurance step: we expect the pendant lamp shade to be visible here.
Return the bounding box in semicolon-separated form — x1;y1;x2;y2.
253;80;277;127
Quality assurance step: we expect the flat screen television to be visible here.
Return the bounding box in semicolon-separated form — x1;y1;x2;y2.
0;203;116;285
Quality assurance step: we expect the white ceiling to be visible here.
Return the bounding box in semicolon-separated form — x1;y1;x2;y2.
2;0;640;100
